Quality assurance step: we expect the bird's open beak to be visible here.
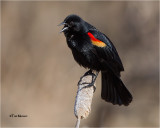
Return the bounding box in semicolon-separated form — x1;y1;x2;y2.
58;22;69;33
60;27;69;33
58;22;66;26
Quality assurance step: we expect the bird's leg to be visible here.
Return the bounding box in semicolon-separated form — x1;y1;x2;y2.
78;69;92;85
84;69;93;76
80;70;99;92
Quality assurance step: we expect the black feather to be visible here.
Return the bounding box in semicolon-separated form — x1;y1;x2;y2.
101;71;132;106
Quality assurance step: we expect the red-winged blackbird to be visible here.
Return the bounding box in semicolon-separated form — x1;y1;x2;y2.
59;14;132;106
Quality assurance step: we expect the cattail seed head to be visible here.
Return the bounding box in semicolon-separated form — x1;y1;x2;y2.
74;73;96;119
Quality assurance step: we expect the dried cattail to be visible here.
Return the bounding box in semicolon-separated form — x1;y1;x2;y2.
74;71;98;128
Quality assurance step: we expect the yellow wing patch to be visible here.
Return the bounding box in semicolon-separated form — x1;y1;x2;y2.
91;40;107;47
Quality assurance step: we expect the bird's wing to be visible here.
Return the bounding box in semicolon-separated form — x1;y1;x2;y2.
87;30;124;77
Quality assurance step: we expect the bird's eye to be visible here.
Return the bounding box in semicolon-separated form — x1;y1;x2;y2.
70;21;74;26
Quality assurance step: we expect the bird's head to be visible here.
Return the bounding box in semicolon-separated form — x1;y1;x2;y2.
59;14;88;34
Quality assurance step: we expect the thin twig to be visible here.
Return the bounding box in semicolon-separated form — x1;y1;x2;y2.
75;117;81;128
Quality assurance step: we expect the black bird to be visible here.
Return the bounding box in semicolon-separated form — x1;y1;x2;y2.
59;14;132;106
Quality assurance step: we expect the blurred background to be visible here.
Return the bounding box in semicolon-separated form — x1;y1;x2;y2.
1;1;159;127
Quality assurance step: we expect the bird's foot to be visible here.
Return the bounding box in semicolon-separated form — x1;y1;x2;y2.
78;69;93;85
79;70;99;92
80;84;96;92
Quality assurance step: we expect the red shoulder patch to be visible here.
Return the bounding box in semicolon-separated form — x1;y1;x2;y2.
87;32;106;47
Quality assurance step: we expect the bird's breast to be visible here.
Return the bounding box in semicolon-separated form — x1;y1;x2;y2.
67;37;102;70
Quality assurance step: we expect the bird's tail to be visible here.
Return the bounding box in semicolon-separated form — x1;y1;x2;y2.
101;71;132;106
